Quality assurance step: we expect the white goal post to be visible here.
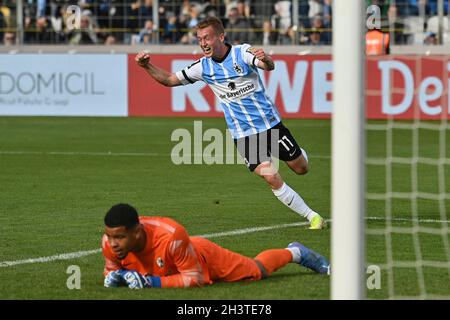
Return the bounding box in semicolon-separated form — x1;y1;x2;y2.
331;0;366;300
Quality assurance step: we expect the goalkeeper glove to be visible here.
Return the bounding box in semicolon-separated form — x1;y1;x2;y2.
122;270;154;289
104;269;161;289
104;270;126;288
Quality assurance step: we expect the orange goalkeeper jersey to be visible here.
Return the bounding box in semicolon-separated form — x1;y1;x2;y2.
102;216;212;288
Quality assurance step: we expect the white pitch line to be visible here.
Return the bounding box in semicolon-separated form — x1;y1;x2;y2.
0;150;333;159
366;216;450;224
0;249;102;268
1;216;449;268
0;221;309;268
196;221;309;238
0;151;161;157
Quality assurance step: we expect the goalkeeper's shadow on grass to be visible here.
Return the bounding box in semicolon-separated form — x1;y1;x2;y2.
212;271;329;288
98;271;327;291
261;271;329;281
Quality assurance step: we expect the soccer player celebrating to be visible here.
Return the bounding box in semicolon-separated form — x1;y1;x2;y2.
102;204;330;289
135;17;325;230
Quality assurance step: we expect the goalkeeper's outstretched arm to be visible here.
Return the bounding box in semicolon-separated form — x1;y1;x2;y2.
135;51;182;87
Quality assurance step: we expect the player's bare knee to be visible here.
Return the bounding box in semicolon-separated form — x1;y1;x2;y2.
287;156;309;175
287;162;308;175
295;165;308;175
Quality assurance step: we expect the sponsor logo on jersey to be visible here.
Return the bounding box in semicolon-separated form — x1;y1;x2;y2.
157;257;164;268
218;83;255;100
225;83;255;98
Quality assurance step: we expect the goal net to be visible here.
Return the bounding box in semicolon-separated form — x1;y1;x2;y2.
365;54;450;299
332;1;450;300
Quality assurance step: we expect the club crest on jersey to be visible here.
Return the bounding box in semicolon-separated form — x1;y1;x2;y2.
157;257;164;268
233;63;243;74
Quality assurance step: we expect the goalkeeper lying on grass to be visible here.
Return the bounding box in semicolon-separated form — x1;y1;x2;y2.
102;203;330;289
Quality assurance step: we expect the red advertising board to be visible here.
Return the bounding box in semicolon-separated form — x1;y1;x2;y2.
366;55;449;119
128;54;450;120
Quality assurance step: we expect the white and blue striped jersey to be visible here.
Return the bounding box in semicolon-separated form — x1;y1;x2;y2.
175;43;281;139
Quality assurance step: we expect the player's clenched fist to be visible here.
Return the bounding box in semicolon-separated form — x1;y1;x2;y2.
252;48;269;62
135;51;150;68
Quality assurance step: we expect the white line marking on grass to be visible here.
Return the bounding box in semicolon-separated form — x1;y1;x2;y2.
0;150;333;160
1;216;448;268
0;222;309;268
0;151;161;157
366;216;450;224
0;249;102;268
196;222;309;238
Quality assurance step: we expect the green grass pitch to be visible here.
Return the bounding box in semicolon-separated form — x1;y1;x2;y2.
0;117;448;299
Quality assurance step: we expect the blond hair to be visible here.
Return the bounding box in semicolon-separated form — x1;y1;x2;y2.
196;17;225;35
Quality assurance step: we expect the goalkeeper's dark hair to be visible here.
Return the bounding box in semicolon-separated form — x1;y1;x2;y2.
104;203;139;229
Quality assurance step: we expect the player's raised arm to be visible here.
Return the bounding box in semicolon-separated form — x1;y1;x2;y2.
251;48;275;71
135;51;182;87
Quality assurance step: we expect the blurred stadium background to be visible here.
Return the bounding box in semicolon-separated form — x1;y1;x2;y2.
0;0;449;300
0;0;449;46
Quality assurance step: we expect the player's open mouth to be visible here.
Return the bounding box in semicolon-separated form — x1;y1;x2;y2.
203;47;212;54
